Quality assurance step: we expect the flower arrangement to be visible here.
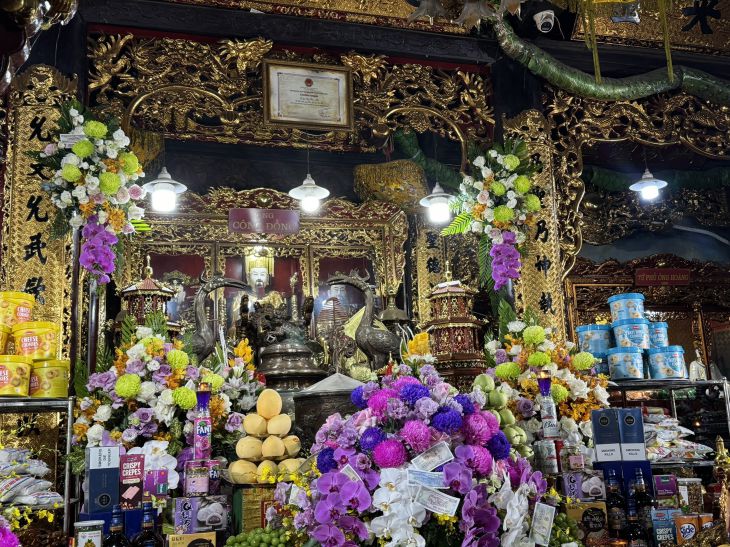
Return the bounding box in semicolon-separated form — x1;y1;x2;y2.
401;331;437;368
484;304;610;454
441;140;540;289
0;516;19;547
31;100;146;284
68;314;248;477
267;364;547;547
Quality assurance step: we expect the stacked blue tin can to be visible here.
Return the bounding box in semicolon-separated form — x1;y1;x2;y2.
576;292;687;381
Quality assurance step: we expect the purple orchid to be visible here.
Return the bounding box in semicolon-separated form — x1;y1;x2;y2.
443;461;473;495
314;494;345;524
317;472;348;495
339;480;371;512
312;524;346;547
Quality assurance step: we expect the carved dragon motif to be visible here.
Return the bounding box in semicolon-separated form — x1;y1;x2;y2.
327;270;401;370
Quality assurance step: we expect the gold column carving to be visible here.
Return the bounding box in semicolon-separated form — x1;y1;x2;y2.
504;110;566;339
1;65;77;356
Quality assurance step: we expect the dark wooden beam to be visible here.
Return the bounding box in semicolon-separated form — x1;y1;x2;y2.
80;0;495;64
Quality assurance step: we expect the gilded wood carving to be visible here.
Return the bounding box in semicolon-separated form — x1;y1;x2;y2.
542;89;730;275
87;33;493;168
121;189;408;306
0;65;76;356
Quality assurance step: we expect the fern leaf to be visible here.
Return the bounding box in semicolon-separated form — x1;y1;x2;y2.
73;359;89;398
120;314;138;347
477;235;493;288
96;342;114;373
498;298;518;339
145;311;168;338
441;212;473;236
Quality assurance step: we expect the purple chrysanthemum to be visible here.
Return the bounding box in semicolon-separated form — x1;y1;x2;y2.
431;408;463;434
316;447;338;474
372;439;407;468
351;386;366;409
359;427;386;452
486;430;511;460
399;383;430;406
454;394;475;414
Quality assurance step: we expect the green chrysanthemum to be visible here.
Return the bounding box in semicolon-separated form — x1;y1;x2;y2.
573;351;597;371
84;120;108;139
490;181;506;196
527;351;551;367
524;194;542;212
115;374;141;398
99;172;121;195
551;384;570;404
514;175;531;194
201;373;225;392
166;349;190;370
118;152;140;176
495;362;521;380
172;386;197;410
71;139;94;159
61;164;82;183
503;154;520;171
522;325;546;345
493;205;515;223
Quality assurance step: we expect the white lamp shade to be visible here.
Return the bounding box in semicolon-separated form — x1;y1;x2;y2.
289;174;330;201
629;169;667;201
420;181;453;224
142;167;187;212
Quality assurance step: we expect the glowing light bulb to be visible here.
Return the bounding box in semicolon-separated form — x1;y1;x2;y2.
150;183;177;212
640;184;659;200
300;196;321;213
428;199;451;224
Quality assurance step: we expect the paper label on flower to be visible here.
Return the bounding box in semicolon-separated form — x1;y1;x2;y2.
413;486;459;517
529;502;556;546
412;441;454;471
341;464;362;483
407;469;447;490
59;133;86;146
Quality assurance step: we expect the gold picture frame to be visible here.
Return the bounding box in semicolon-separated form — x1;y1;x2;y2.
263;59;354;131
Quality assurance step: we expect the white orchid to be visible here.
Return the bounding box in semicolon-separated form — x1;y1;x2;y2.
128;440;180;489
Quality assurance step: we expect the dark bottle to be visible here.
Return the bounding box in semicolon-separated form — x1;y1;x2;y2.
626;512;649;547
131;502;164;547
105;505;131;547
633;469;656;535
606;468;627;539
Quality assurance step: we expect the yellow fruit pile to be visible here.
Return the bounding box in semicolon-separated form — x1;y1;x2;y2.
228;389;303;484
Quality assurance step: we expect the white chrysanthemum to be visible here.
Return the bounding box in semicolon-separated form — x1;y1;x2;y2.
93;404;112;423
508;320;526;332
473;155;486;168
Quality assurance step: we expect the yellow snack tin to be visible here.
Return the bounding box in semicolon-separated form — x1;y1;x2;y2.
30;359;70;398
0;325;10;354
0;292;35;328
0;355;32;396
12;322;59;360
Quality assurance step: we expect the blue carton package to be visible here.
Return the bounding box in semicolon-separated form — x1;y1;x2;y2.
84;446;120;513
591;409;621;462
618;408;647;461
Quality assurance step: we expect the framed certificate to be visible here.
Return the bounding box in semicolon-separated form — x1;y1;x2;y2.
263;59;354;131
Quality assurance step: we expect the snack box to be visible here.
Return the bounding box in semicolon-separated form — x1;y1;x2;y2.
566;501;609;546
172;495;230;534
652;508;682;546
84;447;120;513
119;454;144;510
654;475;679;508
168;532;217;547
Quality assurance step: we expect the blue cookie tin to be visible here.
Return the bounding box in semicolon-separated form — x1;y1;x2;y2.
612;318;650;350
607;347;645;380
649;322;669;349
576;324;613;355
607;293;645;322
647;346;687;379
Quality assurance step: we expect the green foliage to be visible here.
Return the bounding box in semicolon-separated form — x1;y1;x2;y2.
96;342;114;373
66;445;87;475
120;314;138;347
181;329;195;358
73;359;89;399
145;311;168;338
441;211;472;236
498;298;518;339
167;419;183;456
477;235;494;290
523;307;541;327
